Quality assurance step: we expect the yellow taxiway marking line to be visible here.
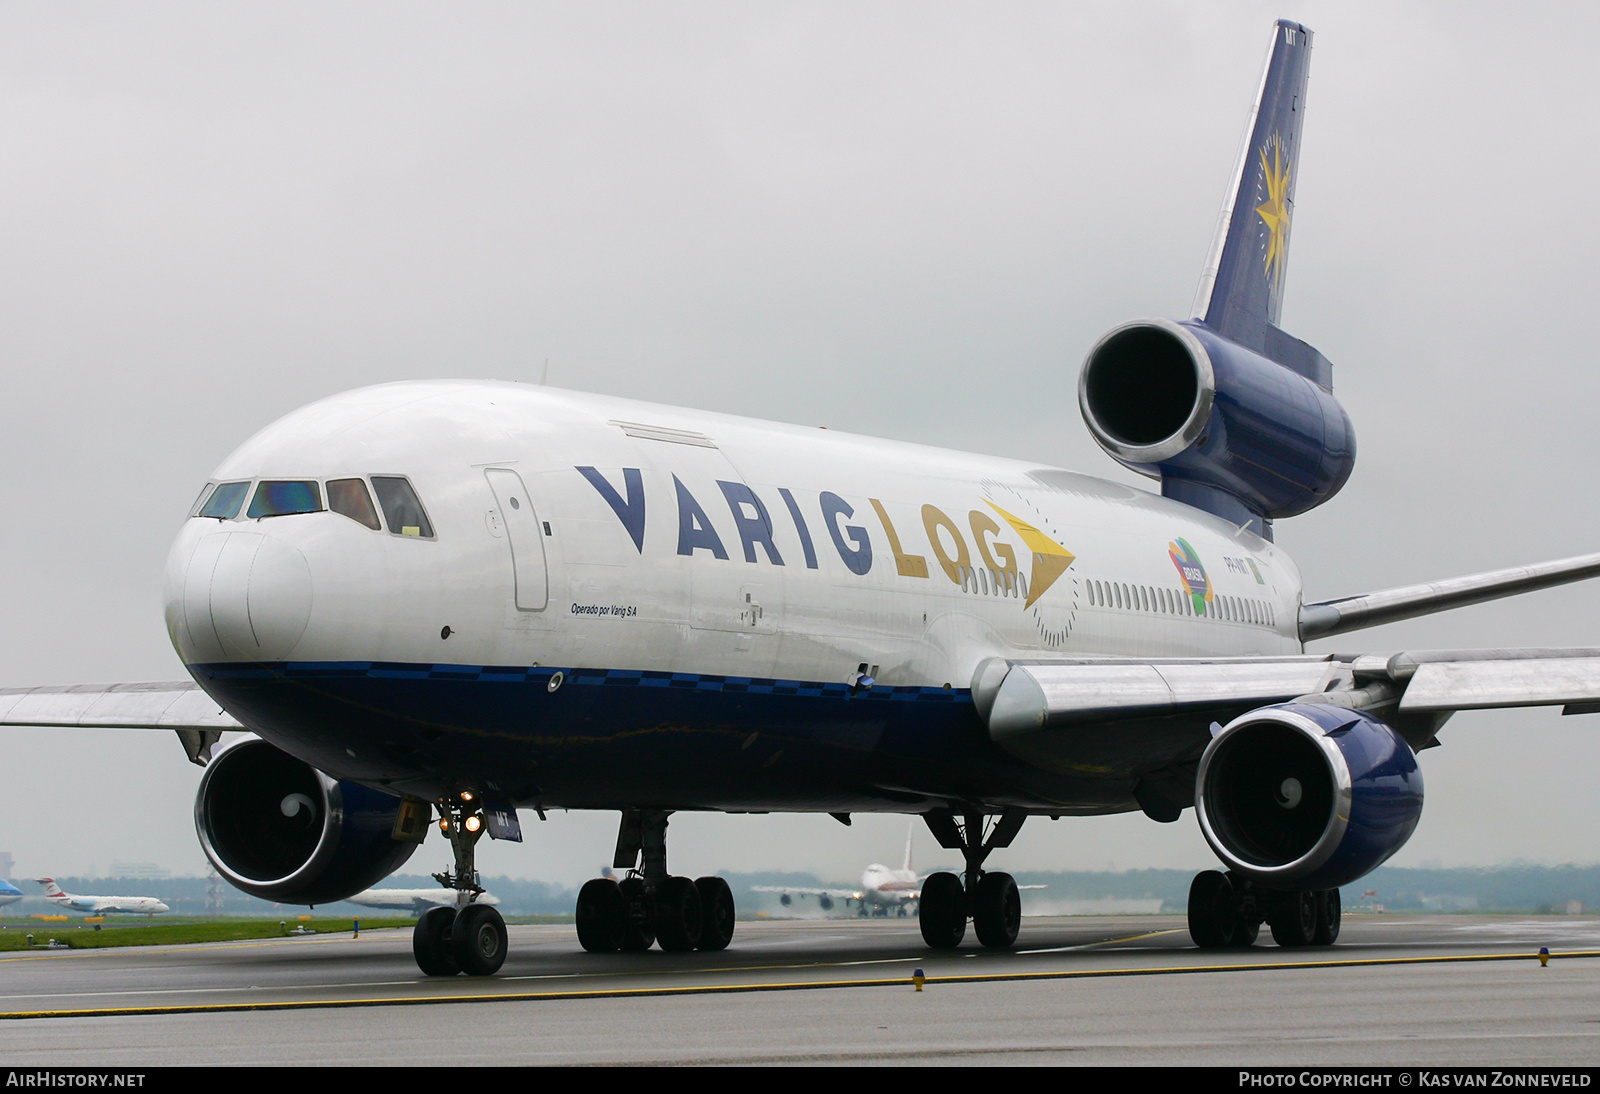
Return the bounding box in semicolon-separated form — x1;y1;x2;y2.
1016;927;1188;953
4;948;1598;1020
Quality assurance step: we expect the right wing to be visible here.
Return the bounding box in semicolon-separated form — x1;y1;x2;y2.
0;682;242;765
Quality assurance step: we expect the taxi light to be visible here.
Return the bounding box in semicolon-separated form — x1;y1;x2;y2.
465;815;482;833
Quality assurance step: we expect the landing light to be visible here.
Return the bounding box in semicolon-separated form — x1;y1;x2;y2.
465;815;482;833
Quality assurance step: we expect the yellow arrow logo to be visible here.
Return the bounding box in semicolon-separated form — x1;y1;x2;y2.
986;502;1075;609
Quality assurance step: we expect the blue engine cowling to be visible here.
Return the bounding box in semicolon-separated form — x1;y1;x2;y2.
1079;318;1355;525
1195;703;1423;891
195;737;420;905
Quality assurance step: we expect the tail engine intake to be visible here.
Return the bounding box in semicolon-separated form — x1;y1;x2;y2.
1195;703;1423;890
1079;318;1355;534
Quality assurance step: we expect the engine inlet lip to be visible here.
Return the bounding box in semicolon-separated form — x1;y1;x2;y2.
194;736;348;896
1079;317;1215;465
1194;706;1354;883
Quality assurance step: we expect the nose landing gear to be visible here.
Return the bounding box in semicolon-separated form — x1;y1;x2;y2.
411;792;510;977
575;809;738;954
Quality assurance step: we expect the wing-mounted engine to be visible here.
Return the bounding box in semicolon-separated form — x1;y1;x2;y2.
195;737;423;904
1195;702;1423;890
1079;318;1355;536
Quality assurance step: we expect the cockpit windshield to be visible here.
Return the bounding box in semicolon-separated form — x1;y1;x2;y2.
327;478;381;530
198;481;251;520
372;476;434;538
248;480;323;519
190;474;435;539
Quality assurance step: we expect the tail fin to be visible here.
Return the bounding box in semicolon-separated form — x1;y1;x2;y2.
35;878;63;897
1191;20;1329;386
902;821;915;873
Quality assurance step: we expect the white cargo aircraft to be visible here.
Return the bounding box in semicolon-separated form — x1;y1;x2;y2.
5;21;1600;976
757;824;927;916
347;888;501;916
35;878;170;915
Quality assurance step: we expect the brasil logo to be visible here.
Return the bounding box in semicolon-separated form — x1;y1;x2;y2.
1169;537;1212;616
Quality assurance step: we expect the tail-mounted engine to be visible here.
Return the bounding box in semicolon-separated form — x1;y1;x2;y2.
195;737;422;905
1195;703;1423;890
1079;318;1355;535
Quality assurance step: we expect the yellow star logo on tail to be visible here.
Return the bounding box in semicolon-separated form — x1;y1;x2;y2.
1255;133;1291;293
986;502;1075;609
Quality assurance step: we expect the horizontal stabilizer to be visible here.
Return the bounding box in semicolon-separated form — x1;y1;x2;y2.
1299;551;1600;641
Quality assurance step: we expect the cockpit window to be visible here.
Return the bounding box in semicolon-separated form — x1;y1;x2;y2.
371;476;434;538
198;481;251;520
189;483;216;517
247;480;323;519
327;478;381;530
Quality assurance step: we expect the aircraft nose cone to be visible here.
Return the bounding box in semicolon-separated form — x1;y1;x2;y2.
169;531;313;662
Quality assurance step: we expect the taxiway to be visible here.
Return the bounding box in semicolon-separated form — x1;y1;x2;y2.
2;915;1596;1065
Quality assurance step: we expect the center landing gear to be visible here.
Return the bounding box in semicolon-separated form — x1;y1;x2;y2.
918;808;1027;951
1186;869;1341;950
411;792;510;977
575;809;737;954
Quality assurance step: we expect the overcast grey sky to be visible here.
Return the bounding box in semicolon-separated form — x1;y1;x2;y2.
4;1;1600;888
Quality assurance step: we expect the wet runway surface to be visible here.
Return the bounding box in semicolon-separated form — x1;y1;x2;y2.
3;915;1598;1065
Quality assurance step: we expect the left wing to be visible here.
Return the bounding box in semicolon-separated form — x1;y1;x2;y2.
0;682;242;765
973;648;1600;747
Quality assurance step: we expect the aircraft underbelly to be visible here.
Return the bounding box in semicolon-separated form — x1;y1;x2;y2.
190;660;1206;813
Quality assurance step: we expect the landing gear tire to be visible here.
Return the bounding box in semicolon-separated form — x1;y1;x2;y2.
452;903;508;976
619;877;657;952
1313;888;1341;946
1187;870;1256;948
413;906;460;976
1268;890;1319;948
918;871;967;949
575;877;627;953
655;875;703;952
695;876;735;951
972;871;1021;950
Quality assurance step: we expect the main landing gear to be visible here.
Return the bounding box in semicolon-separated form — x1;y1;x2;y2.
917;808;1027;951
1186;870;1342;949
412;792;510;977
575;809;737;955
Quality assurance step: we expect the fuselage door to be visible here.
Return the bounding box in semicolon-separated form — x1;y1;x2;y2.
484;468;548;611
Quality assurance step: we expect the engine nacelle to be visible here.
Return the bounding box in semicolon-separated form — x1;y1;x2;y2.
1195;703;1423;891
195;737;420;905
1079;318;1355;523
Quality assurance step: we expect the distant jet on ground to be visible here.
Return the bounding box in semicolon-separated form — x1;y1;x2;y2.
346;888;500;915
0;880;22;910
35;878;170;915
757;825;1042;917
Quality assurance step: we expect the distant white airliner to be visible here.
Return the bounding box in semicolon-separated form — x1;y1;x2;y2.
758;824;923;916
347;888;500;915
35;878;170;915
759;824;1042;916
